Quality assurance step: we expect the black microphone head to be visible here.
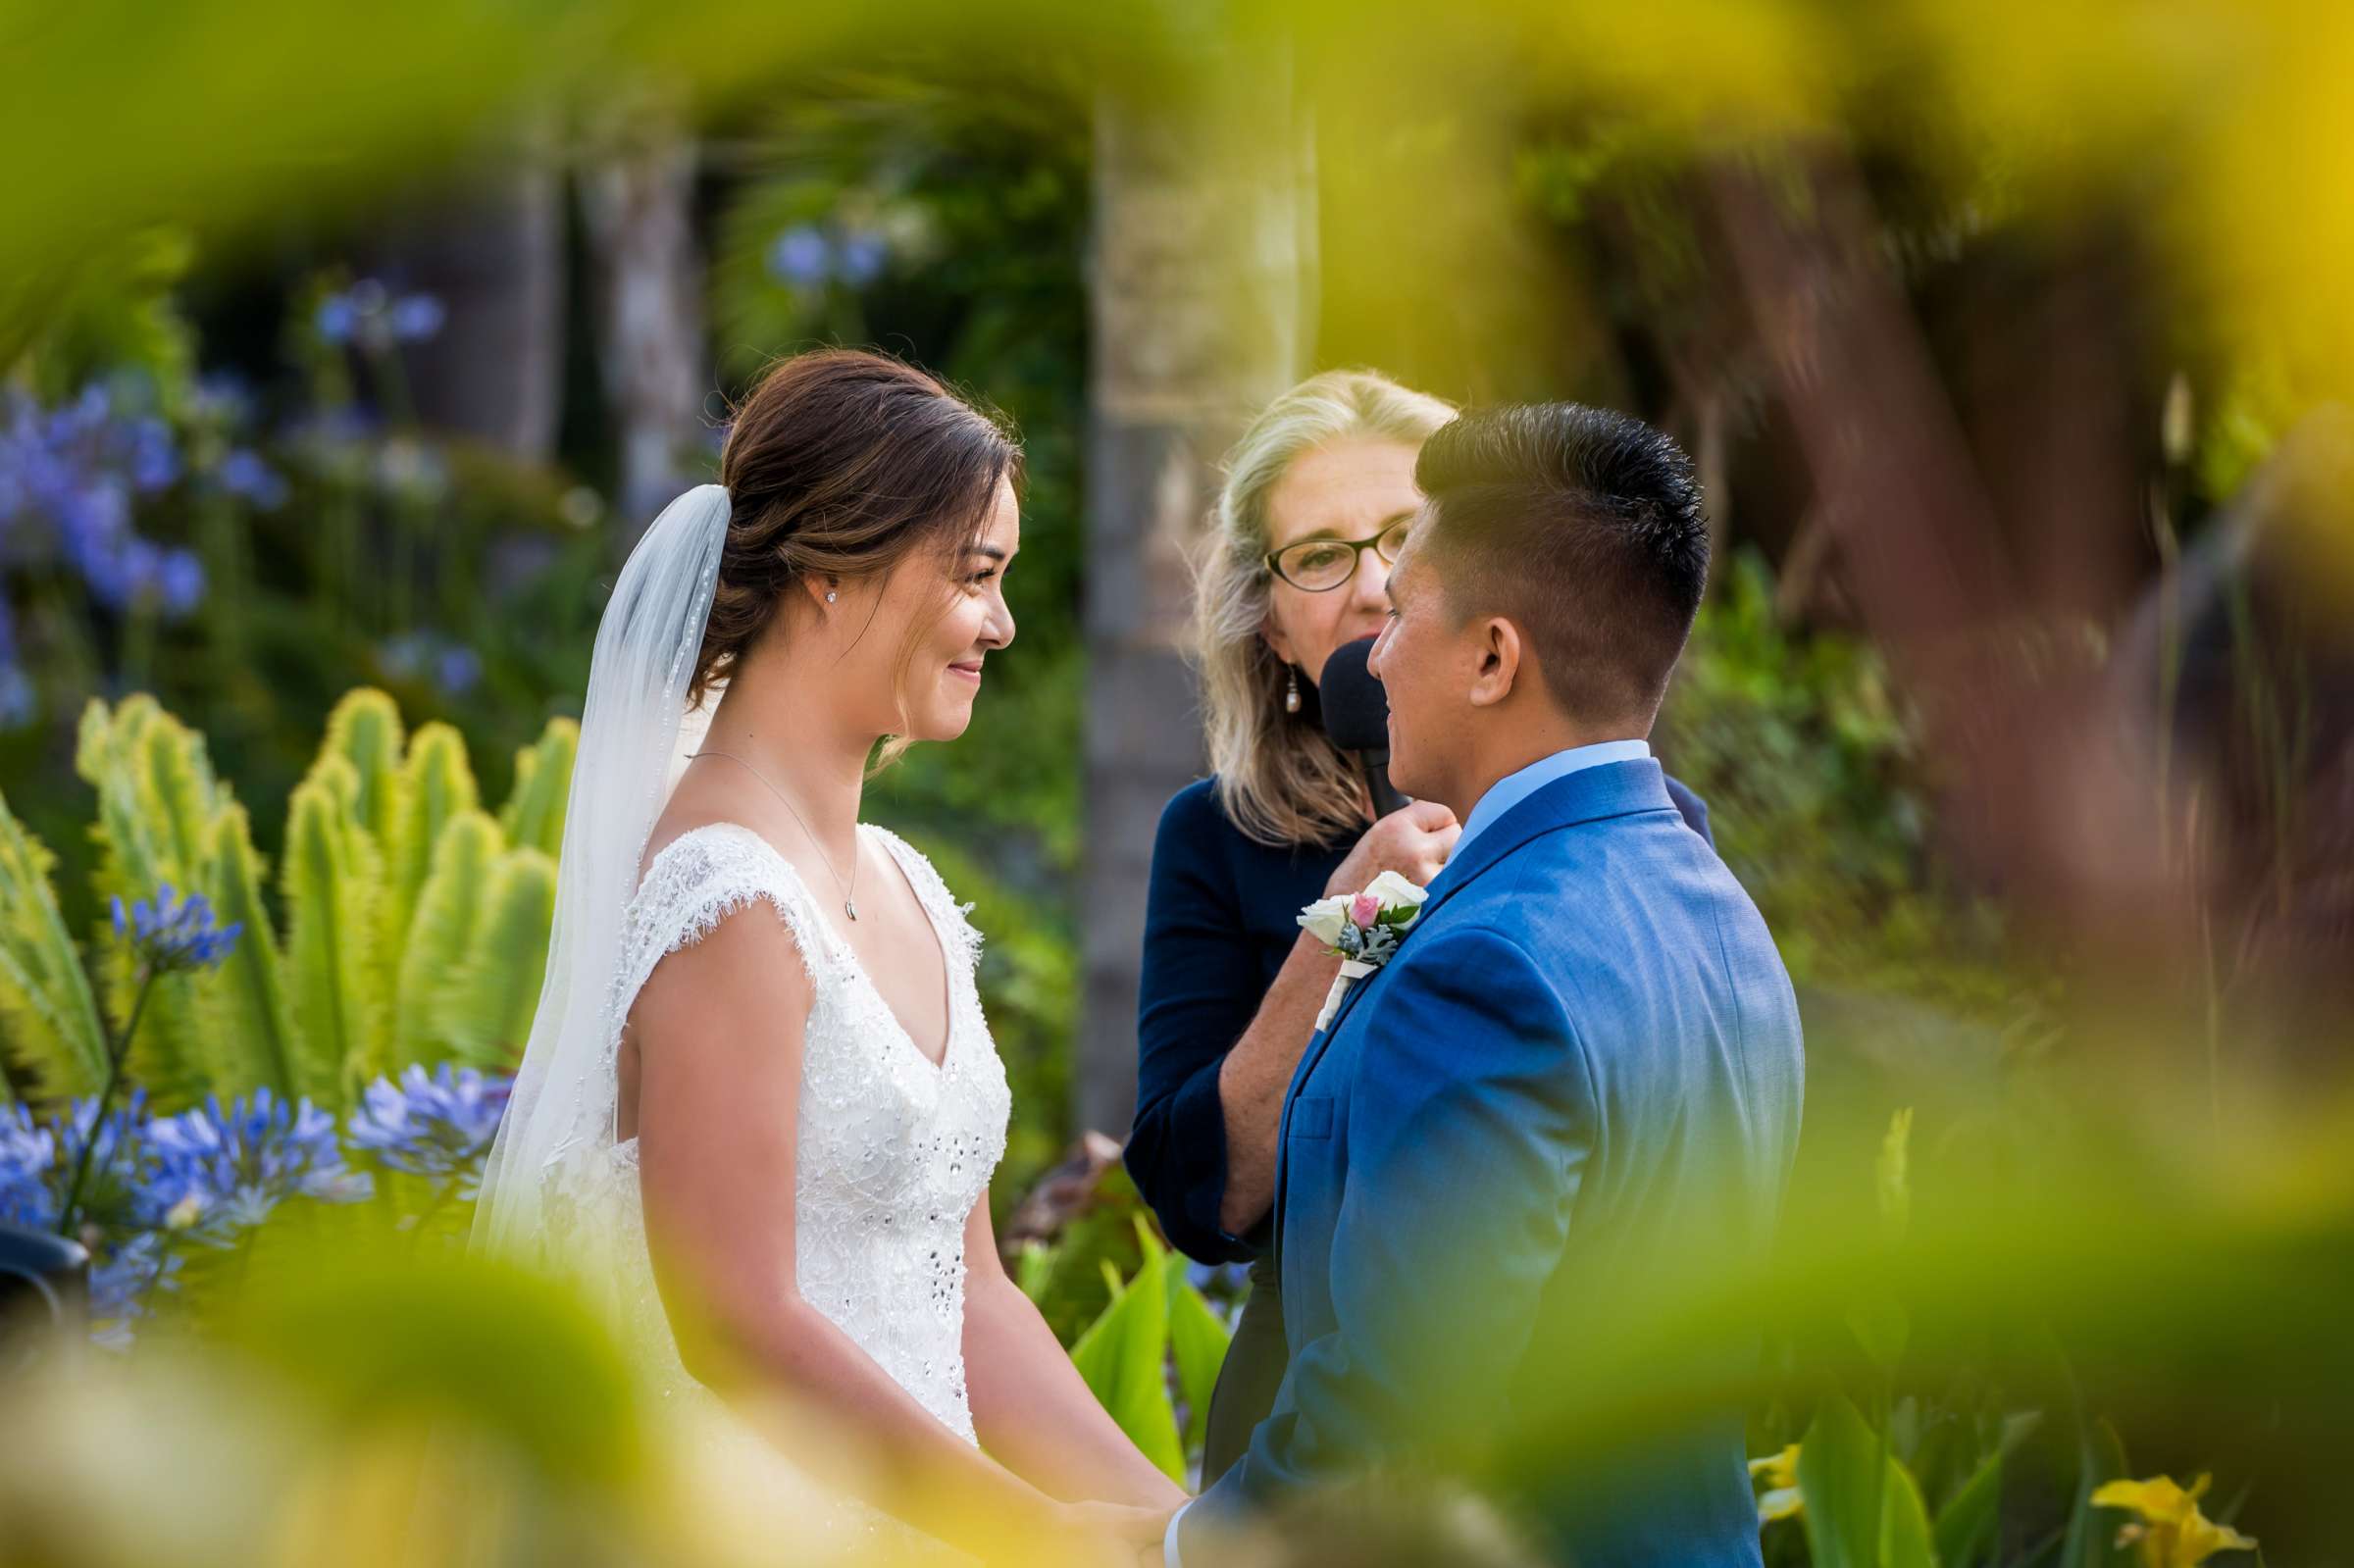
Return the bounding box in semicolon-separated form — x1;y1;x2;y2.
1317;635;1390;751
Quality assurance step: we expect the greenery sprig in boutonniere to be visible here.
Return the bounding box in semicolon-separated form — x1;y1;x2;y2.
1298;871;1431;1031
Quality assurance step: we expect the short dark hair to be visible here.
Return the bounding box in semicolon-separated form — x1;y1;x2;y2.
1411;403;1708;724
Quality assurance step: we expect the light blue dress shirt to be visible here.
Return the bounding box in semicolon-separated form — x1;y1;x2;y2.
1448;738;1653;864
1161;738;1652;1568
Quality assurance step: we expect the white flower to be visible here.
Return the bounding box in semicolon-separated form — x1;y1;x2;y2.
1298;894;1355;947
1361;871;1430;911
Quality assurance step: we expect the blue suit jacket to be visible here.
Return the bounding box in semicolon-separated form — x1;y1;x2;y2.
1182;759;1804;1566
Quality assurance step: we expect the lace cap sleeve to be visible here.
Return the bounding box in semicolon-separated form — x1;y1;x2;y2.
611;825;840;1023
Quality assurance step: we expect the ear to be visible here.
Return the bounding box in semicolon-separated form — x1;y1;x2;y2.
797;573;839;614
1258;616;1296;668
1467;617;1521;709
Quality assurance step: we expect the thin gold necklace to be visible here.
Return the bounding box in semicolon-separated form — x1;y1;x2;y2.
691;749;861;921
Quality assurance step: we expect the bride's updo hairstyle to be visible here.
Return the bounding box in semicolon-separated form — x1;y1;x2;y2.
697;348;1021;760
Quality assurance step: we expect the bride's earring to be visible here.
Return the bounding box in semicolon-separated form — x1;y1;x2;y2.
1284;667;1302;715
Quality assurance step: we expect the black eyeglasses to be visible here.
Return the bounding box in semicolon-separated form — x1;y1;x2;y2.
1262;516;1411;592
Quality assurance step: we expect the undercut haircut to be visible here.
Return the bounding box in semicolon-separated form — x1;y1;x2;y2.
1412;403;1709;725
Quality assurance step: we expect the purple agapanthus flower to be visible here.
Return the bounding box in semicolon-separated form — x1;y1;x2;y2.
316;279;444;349
766;224;833;287
156;549;205;616
378;631;481;696
214;448;288;511
0;612;32;729
0;382;197;619
838;230;889;287
347;1064;511;1192
111;885;242;973
141;1088;372;1239
387;294;445;342
315;294;359;344
188;372;255;430
435;646;482;696
86;1231;182;1348
0;1102;59;1229
41;1088;154;1240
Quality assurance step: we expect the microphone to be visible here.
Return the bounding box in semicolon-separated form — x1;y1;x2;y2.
1317;636;1407;819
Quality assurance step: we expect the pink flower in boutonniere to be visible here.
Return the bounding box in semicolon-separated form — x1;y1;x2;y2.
1299;872;1432;1031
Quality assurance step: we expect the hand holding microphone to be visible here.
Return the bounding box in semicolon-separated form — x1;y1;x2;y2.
1323;801;1458;899
1316;635;1403;815
1316;635;1458;894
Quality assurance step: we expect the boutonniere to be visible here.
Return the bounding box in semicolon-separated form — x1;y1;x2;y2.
1297;870;1431;1032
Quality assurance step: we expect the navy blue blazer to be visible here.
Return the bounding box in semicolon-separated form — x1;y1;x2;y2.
1181;759;1803;1566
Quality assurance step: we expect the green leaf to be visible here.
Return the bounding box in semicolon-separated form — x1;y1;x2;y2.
1164;1271;1234;1455
281;754;384;1109
76;695;225;896
499;717;578;861
430;847;556;1070
1068;1224;1184;1482
382;721;481;978
76;695;231;1108
1877;1107;1915;1239
1797;1395;1938;1568
1932;1412;2043;1568
1019;1164;1152;1344
2061;1418;2134;1568
319;690;408;1068
390;810;503;1069
321;687;407;850
0;784;108;1096
1014;1240;1058;1304
194;801;301;1098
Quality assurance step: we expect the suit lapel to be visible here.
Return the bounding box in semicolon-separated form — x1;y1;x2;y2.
1270;759;1679;1267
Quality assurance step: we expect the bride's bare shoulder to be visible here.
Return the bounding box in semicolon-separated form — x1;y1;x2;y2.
639;769;772;875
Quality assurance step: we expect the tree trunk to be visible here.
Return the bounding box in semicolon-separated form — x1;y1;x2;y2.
1076;61;1312;1140
581;99;707;536
382;135;565;463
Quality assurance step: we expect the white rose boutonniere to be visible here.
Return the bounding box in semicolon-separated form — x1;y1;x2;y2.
1298;873;1432;1032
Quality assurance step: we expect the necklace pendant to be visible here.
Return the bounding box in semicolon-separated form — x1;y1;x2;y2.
846;896;858;922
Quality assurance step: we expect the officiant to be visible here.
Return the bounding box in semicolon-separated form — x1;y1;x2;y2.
1125;370;1714;1483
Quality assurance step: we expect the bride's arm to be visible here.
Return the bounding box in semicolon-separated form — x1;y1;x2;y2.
632;907;1147;1562
960;1197;1192;1514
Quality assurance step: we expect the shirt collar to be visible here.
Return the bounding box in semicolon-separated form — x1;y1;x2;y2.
1448;738;1653;864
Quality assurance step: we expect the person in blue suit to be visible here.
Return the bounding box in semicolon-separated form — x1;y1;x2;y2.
1160;402;1805;1567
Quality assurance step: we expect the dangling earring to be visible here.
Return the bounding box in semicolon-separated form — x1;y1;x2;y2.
1284;667;1302;715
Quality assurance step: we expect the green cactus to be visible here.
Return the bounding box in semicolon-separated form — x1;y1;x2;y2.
16;687;567;1116
390;808;503;1068
281;752;385;1109
384;721;482;974
76;696;228;896
498;717;578;862
75;696;233;1109
322;687;407;851
0;785;109;1099
432;846;558;1070
196;801;301;1098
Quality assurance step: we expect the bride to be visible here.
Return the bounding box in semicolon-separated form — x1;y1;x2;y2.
471;348;1183;1563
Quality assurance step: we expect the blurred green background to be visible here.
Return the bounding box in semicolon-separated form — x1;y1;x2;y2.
4;1;2352;1564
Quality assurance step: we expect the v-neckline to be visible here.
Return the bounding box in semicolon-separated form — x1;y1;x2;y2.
719;822;957;1074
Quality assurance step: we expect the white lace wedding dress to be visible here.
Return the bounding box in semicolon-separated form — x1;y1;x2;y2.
543;819;1011;1551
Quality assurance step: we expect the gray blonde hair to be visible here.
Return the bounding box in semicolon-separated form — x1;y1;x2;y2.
1193;369;1457;847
